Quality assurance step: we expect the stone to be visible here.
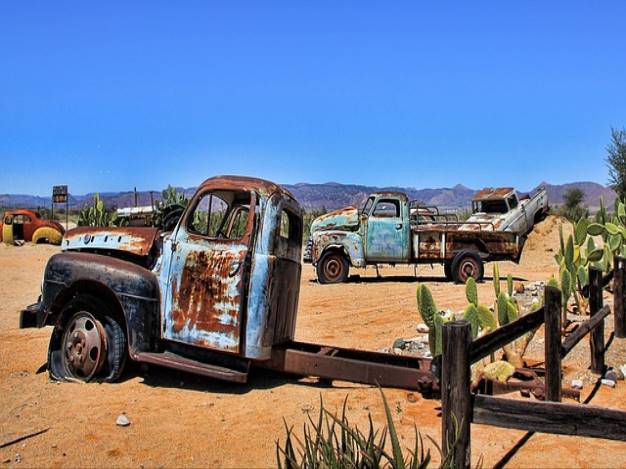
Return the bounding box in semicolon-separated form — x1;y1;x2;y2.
601;378;616;388
514;282;525;294
571;379;584;389
416;323;429;333
620;365;626;377
392;338;406;350
605;369;624;381
116;414;130;427
406;392;418;403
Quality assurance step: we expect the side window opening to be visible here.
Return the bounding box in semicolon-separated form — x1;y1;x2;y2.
227;206;250;239
188;190;251;240
507;196;518;210
275;207;302;259
372;199;400;218
362;196;375;215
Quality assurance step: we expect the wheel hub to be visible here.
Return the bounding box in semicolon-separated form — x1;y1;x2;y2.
62;312;107;380
324;257;343;279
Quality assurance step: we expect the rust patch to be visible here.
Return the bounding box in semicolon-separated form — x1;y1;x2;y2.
171;248;245;348
473;187;515;201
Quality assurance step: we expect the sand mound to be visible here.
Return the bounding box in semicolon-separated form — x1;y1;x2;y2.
519;215;572;267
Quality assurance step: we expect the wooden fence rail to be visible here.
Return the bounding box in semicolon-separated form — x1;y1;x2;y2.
441;260;626;468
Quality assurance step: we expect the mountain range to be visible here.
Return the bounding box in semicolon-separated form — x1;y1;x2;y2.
0;181;615;212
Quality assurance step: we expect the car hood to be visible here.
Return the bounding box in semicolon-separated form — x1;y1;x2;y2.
310;206;360;234
62;226;161;257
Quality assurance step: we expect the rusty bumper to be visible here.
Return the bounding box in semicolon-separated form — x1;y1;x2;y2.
19;302;45;328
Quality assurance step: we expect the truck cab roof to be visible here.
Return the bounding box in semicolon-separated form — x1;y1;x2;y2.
472;187;516;201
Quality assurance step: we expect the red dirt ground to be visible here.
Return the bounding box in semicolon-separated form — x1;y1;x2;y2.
1;216;625;467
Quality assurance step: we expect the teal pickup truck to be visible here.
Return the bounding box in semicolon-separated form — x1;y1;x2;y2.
304;191;525;284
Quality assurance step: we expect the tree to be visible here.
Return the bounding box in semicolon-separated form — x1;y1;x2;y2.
607;127;626;201
560;187;588;222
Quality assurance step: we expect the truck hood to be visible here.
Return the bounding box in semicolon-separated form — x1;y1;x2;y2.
62;226;161;257
310;206;360;234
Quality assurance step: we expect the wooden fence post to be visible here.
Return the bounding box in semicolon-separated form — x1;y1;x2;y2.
544;286;562;402
614;256;626;338
441;320;472;469
589;267;605;374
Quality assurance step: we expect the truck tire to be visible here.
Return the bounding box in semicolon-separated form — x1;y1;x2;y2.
48;295;127;383
317;251;350;284
451;251;484;284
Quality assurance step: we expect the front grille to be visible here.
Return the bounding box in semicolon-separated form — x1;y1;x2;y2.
303;238;313;263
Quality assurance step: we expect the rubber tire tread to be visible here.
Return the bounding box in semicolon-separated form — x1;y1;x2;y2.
48;294;127;383
316;251;350;284
451;250;484;284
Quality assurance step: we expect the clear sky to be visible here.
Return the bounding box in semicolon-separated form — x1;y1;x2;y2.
1;2;625;196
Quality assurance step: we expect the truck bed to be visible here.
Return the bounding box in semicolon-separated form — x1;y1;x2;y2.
410;223;521;262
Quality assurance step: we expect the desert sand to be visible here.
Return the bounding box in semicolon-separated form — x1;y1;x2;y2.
1;216;625;468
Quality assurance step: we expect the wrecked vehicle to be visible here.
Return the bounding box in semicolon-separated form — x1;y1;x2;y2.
465;187;548;236
20;176;433;391
1;209;64;245
304;191;529;284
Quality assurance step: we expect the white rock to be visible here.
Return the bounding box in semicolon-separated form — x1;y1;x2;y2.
416;323;429;333
620;365;626;377
116;414;130;427
571;379;583;389
601;379;616;388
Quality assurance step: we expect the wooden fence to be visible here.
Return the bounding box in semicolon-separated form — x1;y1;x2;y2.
441;257;626;468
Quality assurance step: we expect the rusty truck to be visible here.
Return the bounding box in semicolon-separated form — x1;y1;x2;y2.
20;176;434;392
303;189;542;284
466;187;548;235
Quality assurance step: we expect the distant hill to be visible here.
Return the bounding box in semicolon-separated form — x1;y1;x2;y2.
0;180;616;212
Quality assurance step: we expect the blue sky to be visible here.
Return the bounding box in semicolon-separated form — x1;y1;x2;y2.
1;2;625;196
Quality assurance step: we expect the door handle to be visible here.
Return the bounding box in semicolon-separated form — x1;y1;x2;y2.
395;223;403;230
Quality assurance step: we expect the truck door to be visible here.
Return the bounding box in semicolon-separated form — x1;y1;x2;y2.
162;189;256;353
365;198;409;262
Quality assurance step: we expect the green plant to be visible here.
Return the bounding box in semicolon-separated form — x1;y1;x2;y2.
154;185;188;230
416;284;453;357
277;389;458;469
607;127;626;201
77;194;118;227
554;188;589;222
586;198;626;271
462;277;496;339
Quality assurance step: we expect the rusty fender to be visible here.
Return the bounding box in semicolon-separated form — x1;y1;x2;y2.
311;230;365;267
38;252;160;356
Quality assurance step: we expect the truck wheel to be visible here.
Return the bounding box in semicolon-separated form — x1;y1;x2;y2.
317;251;349;284
443;260;453;280
451;251;484;284
48;295;127;382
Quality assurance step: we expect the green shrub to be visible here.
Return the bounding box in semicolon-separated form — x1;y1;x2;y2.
276;389;458;469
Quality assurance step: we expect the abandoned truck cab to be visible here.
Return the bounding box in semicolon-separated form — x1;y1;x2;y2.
20;176;304;382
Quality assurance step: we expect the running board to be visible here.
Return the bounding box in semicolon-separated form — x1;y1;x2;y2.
135;351;250;383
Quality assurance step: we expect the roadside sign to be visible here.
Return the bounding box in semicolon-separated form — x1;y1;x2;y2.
53;185;68;204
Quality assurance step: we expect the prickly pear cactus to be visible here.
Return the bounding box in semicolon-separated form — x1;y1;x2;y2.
417;284;436;328
465;277;478;306
463;304;479;339
492;263;501;296
483;360;516;383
